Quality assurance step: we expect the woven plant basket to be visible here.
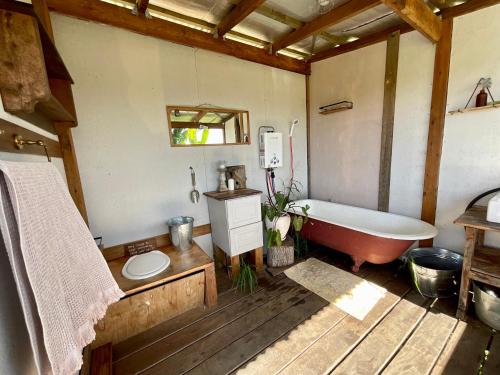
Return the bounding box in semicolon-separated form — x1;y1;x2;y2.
267;236;294;267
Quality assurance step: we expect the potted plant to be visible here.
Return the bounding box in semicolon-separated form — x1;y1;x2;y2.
233;256;258;294
262;179;310;248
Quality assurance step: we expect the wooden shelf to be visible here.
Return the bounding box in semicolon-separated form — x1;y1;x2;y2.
448;103;500;115
455;206;500;319
471;247;500;285
0;1;75;124
204;188;262;201
0;0;73;82
454;205;500;232
319;107;352;115
35;94;76;122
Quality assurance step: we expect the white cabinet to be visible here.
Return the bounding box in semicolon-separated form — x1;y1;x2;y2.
207;192;263;257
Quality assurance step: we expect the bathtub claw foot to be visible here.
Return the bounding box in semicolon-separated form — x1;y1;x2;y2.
351;256;365;273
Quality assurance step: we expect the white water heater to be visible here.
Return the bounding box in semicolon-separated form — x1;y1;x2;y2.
259;132;283;169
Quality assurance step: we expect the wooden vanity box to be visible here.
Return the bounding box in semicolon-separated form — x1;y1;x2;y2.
92;243;216;348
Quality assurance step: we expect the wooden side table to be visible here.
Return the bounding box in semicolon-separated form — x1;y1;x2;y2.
454;206;500;320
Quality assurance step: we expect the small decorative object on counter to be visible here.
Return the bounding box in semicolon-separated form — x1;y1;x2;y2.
225;165;247;189
217;162;228;192
227;178;235;191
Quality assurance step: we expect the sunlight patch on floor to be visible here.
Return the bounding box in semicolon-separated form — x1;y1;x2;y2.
285;258;386;320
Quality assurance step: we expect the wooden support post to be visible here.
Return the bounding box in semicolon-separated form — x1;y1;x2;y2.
249;247;264;273
420;18;453;247
306;75;311;197
457;227;477;320
229;255;240;279
32;0;89;224
204;263;218;308
378;31;400;212
32;0;54;39
90;343;112;375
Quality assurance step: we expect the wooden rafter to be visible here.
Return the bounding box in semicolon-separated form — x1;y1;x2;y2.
381;0;442;42
441;0;500;18
136;0;149;15
310;22;412;62
272;0;380;53
46;0;309;75
120;0;309;58
229;1;350;46
217;0;265;37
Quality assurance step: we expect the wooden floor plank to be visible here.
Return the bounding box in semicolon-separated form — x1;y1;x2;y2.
382;305;457;374
112;283;253;361
140;284;314;375
235;263;398;375
279;279;411;375
187;293;329;375
235;302;346;375
430;318;491;375
113;277;300;374
330;291;431;375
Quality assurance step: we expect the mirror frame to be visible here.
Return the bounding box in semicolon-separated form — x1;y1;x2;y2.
166;105;251;147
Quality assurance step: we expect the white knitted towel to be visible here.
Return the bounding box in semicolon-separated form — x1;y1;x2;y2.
0;161;124;375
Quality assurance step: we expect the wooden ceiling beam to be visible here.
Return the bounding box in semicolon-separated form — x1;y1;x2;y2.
272;0;380;53
46;0;309;75
441;0;500;19
235;2;350;46
217;0;266;37
310;22;412;62
136;0;149;15
381;0;442;42
120;0;309;58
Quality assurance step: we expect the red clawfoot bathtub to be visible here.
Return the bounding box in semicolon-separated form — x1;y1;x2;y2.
292;199;438;272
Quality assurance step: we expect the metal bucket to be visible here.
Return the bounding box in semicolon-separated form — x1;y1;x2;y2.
167;216;194;251
473;282;500;330
407;247;463;298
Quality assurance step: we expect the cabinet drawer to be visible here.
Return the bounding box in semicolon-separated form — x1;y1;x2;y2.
226;195;261;229
229;221;263;257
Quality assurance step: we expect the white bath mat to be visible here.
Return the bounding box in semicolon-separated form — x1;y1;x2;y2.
284;258;386;320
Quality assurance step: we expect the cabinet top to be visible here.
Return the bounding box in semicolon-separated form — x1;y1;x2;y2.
204;188;262;201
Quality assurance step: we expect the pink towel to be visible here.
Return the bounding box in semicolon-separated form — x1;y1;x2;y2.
0;161;124;375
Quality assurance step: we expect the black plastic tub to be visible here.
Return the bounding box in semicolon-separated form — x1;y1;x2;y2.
407;247;463;298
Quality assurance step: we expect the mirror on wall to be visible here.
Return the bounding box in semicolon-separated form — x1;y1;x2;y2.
167;106;250;146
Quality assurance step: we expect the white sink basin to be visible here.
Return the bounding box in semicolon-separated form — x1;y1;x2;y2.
121;250;170;280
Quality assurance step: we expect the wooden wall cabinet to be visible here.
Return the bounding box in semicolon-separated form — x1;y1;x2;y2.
0;3;75;124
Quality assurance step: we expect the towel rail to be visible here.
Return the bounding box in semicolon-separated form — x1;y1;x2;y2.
0;118;61;159
14;135;51;162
